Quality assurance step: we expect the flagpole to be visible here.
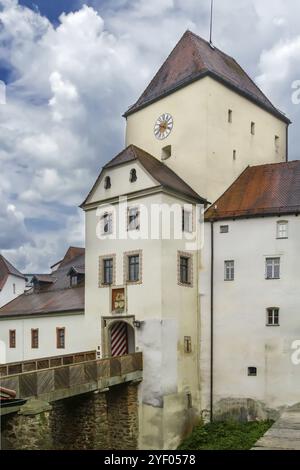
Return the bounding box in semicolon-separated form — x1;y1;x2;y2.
209;0;214;45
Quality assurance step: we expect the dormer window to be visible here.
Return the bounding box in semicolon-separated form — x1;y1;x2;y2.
130;168;137;183
67;267;85;287
104;176;111;189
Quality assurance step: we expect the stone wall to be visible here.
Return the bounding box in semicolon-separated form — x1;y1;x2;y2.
1;383;139;450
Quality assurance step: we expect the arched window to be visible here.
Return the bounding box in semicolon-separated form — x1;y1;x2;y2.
104;176;111;189
130;168;137;183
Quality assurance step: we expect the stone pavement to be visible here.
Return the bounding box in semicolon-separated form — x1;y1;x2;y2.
252;405;300;450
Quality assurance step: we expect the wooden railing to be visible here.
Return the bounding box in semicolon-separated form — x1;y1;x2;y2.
0;351;97;377
0;352;143;402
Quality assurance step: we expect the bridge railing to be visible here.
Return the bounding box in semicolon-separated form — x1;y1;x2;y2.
0;352;143;402
0;351;97;377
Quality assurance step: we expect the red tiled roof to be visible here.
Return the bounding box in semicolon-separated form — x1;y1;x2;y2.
124;30;289;123
81;145;208;207
205;161;300;220
0;255;26;291
0;247;85;317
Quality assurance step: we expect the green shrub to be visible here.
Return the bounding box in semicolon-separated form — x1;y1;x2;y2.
178;420;273;450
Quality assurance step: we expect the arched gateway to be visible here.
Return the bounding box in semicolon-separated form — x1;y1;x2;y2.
109;321;135;357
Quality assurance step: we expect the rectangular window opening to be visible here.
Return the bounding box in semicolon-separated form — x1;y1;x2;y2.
128;255;140;282
266;257;280;280
251;122;255;135
267;308;280;326
103;258;113;285
182;208;193;233
184;336;192;353
224;260;235;281
228;109;233;123
161;145;172;160
248;367;257;377
9;330;16;349
57;327;65;349
31;329;39;349
220;225;229;234
128;207;140;231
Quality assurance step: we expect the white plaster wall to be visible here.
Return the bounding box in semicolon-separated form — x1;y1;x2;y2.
0;313;90;364
0;275;26;308
126;77;287;203
200;215;300;413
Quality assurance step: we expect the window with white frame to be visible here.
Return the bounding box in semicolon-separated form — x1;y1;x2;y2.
127;207;140;231
182;208;193;233
224;260;234;281
277;221;288;239
102;212;113;235
267;307;280;326
266;257;280;279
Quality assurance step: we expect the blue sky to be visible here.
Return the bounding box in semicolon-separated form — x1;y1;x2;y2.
1;0;300;272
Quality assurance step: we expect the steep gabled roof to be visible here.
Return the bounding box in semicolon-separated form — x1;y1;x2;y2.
0;247;85;317
81;145;208;207
205;161;300;221
124;30;290;124
0;255;26;291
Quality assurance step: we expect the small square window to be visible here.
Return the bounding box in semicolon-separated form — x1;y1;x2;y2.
220;225;229;233
248;367;257;377
224;260;234;281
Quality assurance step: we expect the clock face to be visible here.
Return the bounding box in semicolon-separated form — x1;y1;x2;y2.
154;113;173;140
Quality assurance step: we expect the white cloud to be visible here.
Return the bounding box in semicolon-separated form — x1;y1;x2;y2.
0;0;300;271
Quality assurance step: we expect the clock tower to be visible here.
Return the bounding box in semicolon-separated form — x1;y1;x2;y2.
124;30;290;203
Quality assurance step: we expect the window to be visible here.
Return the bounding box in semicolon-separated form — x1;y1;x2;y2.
233;149;236;161
128;207;140;231
102;212;113;235
129;168;137;183
182;208;192;233
103;258;113;285
9;330;16;348
251;122;255;135
70;275;78;287
277;221;288;239
99;255;116;287
275;135;280;151
128;255;140;282
180;256;190;284
104;176;111;189
57;328;65;349
228;109;233;123
224;260;234;281
31;329;39;349
13;283;16;294
184;336;192;353
266;257;280;280
248;367;257;377
161;145;172;160
267;308;280;326
220;225;229;233
178;252;193;287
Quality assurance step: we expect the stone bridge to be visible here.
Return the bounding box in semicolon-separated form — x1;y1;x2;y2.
0;352;143;450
